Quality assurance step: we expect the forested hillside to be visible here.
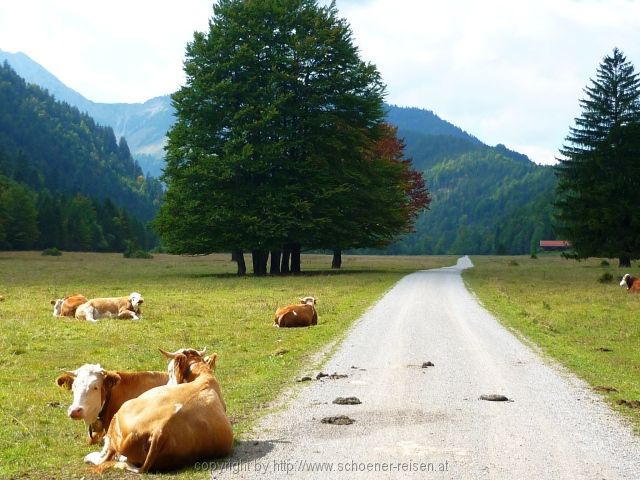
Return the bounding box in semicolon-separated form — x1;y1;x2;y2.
386;148;556;254
0;62;161;251
382;105;557;255
0;50;173;177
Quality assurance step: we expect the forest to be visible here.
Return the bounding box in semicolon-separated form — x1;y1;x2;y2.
0;62;160;251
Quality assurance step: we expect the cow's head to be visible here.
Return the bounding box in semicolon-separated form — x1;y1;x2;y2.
300;296;317;306
129;292;144;311
159;347;207;385
56;364;121;423
620;274;631;288
51;298;63;317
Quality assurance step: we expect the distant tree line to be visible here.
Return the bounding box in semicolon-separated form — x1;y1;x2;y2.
0;174;154;251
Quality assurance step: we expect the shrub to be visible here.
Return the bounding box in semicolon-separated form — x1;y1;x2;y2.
600;260;610;267
41;247;62;256
123;249;154;259
598;272;614;283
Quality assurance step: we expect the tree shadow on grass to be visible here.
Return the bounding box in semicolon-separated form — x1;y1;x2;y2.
186;269;391;279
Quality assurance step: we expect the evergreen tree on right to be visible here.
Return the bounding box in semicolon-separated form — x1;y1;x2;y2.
555;48;640;267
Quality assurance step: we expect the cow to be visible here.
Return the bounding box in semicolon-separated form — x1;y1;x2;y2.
56;365;168;444
51;294;88;317
75;292;143;322
274;296;318;327
620;273;640;293
84;348;233;473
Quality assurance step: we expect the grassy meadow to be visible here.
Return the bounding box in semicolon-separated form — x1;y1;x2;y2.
0;251;455;479
464;254;640;432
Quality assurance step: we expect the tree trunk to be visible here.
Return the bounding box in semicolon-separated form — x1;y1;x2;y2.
231;250;246;276
619;255;631;268
332;249;342;269
281;246;291;275
251;250;268;276
270;250;282;275
290;243;301;274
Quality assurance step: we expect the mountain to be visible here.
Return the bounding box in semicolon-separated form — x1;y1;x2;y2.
0;62;162;251
1;49;557;255
0;49;172;177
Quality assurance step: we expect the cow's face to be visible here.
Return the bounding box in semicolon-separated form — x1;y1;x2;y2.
51;299;63;316
129;292;144;310
300;296;316;306
57;364;120;423
620;274;630;288
160;348;207;385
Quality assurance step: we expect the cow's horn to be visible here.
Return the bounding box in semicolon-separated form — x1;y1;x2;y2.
197;347;207;357
158;348;179;359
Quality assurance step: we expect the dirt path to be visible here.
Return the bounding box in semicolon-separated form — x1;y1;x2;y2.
210;256;640;479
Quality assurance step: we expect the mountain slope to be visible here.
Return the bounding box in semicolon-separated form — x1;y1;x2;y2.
0;49;172;177
0;62;163;221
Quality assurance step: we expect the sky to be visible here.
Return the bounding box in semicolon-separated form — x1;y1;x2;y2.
1;1;640;165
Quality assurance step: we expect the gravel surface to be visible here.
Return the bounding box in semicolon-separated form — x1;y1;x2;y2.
209;256;640;479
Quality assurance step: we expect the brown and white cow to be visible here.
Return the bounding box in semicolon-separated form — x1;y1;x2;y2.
51;294;88;317
84;348;232;473
56;365;168;444
274;296;318;328
620;273;640;293
75;292;143;322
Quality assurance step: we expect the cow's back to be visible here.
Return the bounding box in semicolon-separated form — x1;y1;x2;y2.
276;304;316;327
110;377;232;471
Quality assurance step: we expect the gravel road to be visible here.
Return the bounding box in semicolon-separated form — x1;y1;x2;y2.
210;256;640;479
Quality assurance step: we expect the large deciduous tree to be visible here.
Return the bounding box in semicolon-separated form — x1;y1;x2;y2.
156;0;427;274
555;48;640;267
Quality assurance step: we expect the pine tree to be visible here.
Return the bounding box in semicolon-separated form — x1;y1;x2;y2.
555;48;640;267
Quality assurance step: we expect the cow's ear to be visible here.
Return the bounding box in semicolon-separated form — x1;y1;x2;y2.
206;354;218;370
173;354;190;384
103;372;121;390
56;373;75;390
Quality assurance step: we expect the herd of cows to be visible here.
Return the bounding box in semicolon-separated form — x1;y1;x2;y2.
37;272;638;473
49;292;319;473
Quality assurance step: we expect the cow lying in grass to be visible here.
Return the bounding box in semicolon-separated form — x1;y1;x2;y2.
85;348;232;473
51;294;88;317
75;292;143;322
620;273;640;293
274;296;318;327
56;365;169;444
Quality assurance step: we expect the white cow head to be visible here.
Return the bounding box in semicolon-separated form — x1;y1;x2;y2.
299;296;317;306
56;364;120;423
620;273;630;288
129;292;144;311
51;298;63;317
159;347;207;385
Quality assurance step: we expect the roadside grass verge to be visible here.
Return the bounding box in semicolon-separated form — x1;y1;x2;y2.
0;251;455;479
464;254;640;433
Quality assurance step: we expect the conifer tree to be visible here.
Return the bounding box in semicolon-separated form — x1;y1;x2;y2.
555;48;640;267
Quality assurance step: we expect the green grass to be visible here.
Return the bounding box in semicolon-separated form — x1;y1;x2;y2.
464;254;640;432
0;251;455;479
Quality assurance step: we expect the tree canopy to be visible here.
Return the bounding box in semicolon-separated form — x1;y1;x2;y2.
555;48;640;266
156;0;428;274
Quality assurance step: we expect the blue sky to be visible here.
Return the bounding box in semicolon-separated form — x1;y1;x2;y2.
1;0;640;165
